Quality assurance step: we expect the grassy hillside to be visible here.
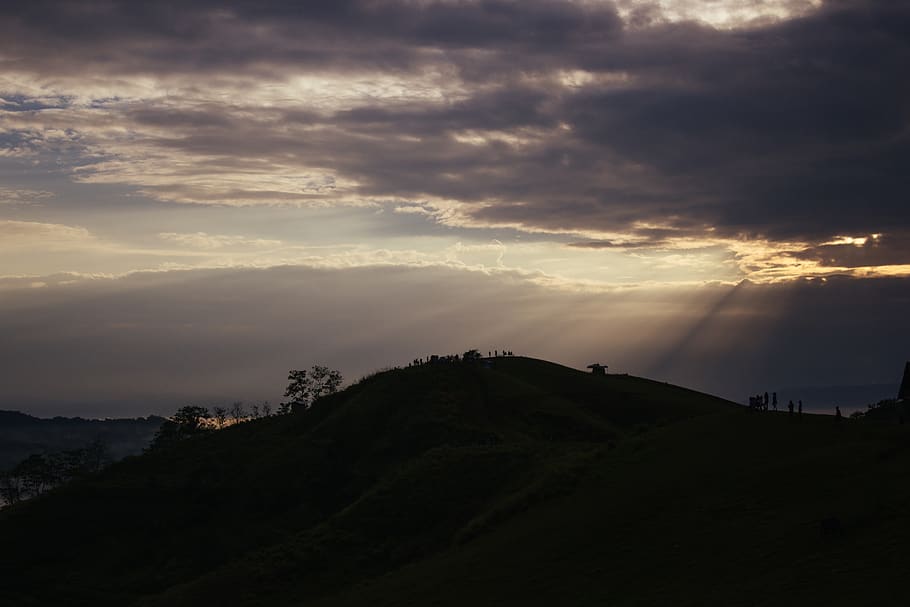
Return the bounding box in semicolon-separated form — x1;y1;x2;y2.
1;357;906;606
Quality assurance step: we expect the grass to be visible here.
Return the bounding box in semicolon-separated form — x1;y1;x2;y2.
312;412;910;606
1;357;906;606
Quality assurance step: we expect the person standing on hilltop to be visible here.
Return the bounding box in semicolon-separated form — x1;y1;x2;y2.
835;406;842;422
788;400;794;416
899;361;910;401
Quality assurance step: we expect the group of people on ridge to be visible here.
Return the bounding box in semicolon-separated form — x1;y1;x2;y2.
748;392;845;421
748;391;805;417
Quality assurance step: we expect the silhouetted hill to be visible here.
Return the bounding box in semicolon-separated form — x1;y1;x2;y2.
0;410;165;470
1;357;907;606
0;410;42;427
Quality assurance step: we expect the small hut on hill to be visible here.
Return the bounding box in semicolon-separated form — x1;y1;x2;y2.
587;363;607;376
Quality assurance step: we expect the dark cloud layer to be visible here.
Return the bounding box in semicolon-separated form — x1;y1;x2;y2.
1;1;622;56
0;267;906;417
2;0;908;250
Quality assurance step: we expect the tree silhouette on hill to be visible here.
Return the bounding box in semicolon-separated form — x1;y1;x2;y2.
149;405;212;449
281;365;343;412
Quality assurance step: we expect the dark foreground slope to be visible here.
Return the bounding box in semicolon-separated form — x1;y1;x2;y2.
2;358;908;606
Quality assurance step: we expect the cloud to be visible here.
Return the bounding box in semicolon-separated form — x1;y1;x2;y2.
615;0;824;29
0;0;907;283
0;219;94;248
791;232;910;268
0;1;906;424
0;265;905;417
158;232;283;249
0;1;623;75
0;187;54;205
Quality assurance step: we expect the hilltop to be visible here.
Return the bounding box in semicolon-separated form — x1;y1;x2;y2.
1;357;908;606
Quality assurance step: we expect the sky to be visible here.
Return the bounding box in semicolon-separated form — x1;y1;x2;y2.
0;0;907;417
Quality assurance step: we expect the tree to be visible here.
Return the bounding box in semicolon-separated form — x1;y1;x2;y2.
213;406;228;428
149;405;212;449
173;405;212;432
81;439;112;473
282;365;343;411
15;454;54;498
0;473;22;506
229;401;246;425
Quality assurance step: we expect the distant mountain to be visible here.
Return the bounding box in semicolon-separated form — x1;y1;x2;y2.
0;410;165;470
1;357;908;606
